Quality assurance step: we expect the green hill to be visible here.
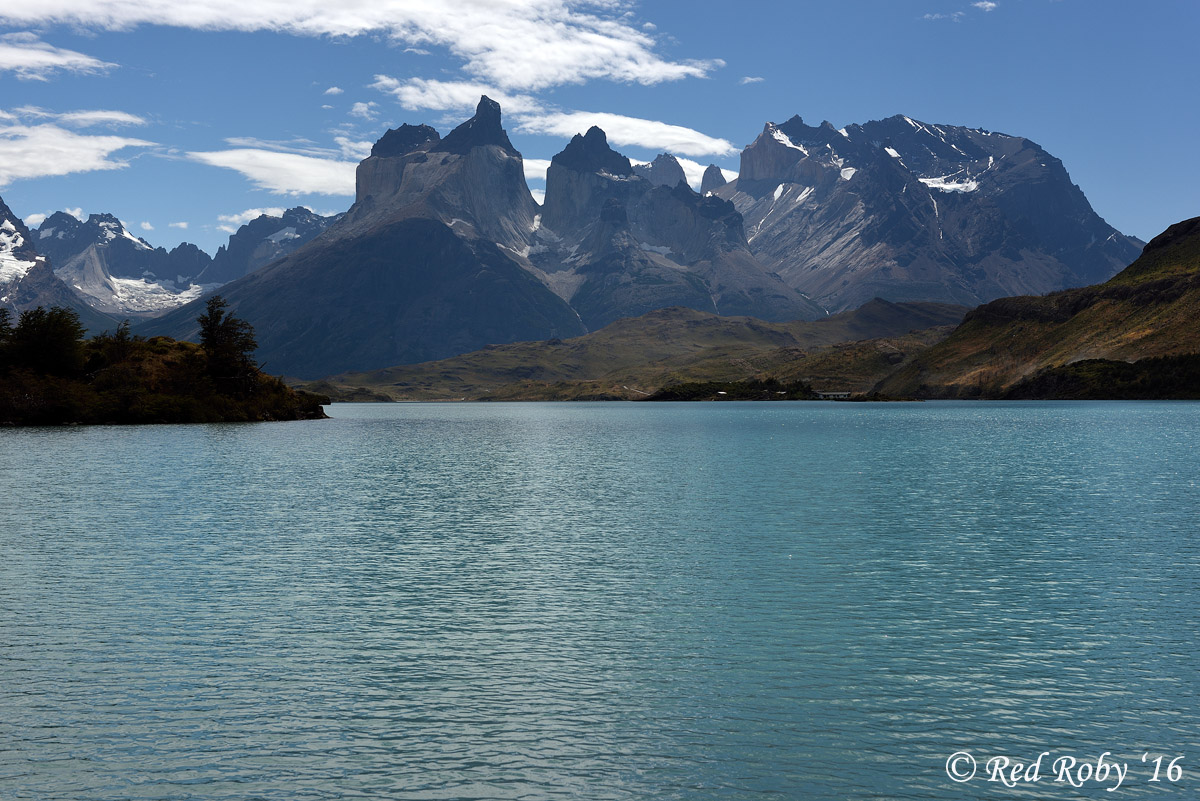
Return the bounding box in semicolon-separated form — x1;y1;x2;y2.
876;217;1200;398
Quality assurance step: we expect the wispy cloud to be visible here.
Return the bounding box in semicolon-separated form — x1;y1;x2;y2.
739;76;764;85
0;2;721;92
323;86;344;95
13;106;145;127
371;76;542;115
188;149;356;195
218;208;286;226
0;119;154;186
169;221;188;229
0;32;115;80
139;221;153;230
922;12;965;21
333;135;372;160
516;111;736;158
973;1;998;10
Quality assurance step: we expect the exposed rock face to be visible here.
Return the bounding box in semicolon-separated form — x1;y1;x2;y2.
35;212;212;318
633;153;687;188
717;114;1143;312
352;96;536;251
370;123;440;158
701;164;728;195
0;197;116;332
198;207;340;285
531;126;824;329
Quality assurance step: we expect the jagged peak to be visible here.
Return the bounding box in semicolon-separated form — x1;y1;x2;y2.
42;210;84;226
551;126;633;176
370;123;441;158
432;96;516;156
633;153;687;188
701;164;728;194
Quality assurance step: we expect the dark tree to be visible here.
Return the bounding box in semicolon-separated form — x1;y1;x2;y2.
197;295;258;381
9;306;86;376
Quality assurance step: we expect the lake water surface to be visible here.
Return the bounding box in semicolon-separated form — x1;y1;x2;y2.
2;401;1198;799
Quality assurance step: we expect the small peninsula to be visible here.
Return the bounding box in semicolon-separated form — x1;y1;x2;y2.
0;298;328;426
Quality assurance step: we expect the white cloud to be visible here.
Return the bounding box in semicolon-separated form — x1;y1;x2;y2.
334;135;372;160
189;148;358;195
169;221;188;229
529;188;545;205
324;86;344;95
973;1;998;9
13;106;145;127
24;212;46;227
140;221;153;231
65;207;84;220
371;76;542;115
0;2;720;91
350;101;378;120
922;11;965;21
516;111;736;158
0;32;115;80
739;76;764;85
522;158;551;183
218;208;286;226
0;122;154;186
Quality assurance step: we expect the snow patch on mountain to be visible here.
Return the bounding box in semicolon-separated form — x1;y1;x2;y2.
0;220;35;285
920;176;979;193
770;127;808;155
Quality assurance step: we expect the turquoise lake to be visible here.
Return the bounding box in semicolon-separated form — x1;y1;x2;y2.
2;401;1198;799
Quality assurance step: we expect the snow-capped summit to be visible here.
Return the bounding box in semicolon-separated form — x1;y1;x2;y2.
36;211;216;318
0;200;40;303
0;196;116;331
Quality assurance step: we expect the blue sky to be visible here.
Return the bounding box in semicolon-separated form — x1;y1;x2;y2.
0;0;1195;255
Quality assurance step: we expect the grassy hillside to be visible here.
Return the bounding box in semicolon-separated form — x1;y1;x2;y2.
877;217;1200;398
304;299;964;401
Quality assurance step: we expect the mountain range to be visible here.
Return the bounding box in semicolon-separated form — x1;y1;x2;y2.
2;97;1149;380
138;97;1140;379
712;114;1142;312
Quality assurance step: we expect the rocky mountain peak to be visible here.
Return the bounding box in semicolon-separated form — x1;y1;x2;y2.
633;153;687;187
370;124;441;158
552;126;633;176
0;198;37;263
432;96;516;156
700;164;728;194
